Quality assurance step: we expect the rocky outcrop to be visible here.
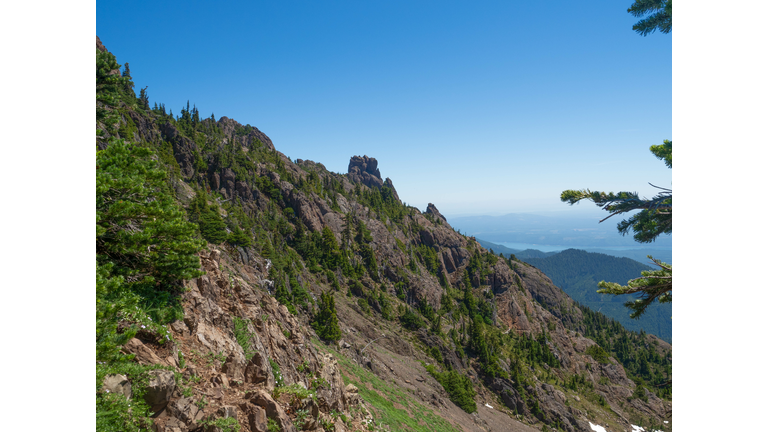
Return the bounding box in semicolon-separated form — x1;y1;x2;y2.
426;203;447;223
106;246;373;432
97;35;107;52
216;116;275;151
348;155;384;189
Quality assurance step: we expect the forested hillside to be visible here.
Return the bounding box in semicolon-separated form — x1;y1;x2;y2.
520;249;671;342
95;38;671;432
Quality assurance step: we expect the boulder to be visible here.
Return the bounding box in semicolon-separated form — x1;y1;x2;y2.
244;351;273;387
239;402;268;432
121;338;165;366
167;397;205;427
247;389;297;432
144;370;176;413
102;374;132;399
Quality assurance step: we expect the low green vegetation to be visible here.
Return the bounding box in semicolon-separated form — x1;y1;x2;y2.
233;316;256;357
198;416;240;432
314;341;461;432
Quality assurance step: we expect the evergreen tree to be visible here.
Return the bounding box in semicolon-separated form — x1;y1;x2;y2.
628;0;672;36
121;62;135;95
227;225;253;247
97;139;205;285
188;192;228;244
320;226;341;269
192;104;200;125
96;49;130;130
139;86;150;111
342;212;353;250
561;141;671;318
313;292;342;341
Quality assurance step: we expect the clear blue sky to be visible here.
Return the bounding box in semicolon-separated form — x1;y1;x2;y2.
96;0;671;217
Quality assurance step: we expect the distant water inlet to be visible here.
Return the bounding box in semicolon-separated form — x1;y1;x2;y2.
496;241;669;252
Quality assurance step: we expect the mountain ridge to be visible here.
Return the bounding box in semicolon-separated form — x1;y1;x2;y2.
95;38;671;432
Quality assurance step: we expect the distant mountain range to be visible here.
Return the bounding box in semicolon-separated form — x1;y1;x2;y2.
476;238;671;265
479;240;671;342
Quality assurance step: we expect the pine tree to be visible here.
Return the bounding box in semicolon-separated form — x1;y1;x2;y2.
627;0;672;36
313;292;342;341
96;49;130;130
139;86;150;111
188;192;228;244
97;139;205;285
561;141;671;318
192;104;200;125
121;62;135;96
320;226;341;269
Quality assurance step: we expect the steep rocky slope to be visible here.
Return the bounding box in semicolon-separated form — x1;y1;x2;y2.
96;37;671;432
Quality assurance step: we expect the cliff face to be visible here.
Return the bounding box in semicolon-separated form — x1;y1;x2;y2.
97;38;671;432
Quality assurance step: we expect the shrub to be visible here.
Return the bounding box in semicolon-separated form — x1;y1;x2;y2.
233;316;256;357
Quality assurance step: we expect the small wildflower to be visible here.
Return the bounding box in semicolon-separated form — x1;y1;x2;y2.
141;325;146;329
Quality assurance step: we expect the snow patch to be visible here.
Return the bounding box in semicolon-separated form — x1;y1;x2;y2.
484;403;493;409
589;422;607;432
631;425;662;432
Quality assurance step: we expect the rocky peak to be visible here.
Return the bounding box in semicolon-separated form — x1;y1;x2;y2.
426;203;447;223
347;155;384;189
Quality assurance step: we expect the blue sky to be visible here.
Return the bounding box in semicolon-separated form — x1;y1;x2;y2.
97;1;671;217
